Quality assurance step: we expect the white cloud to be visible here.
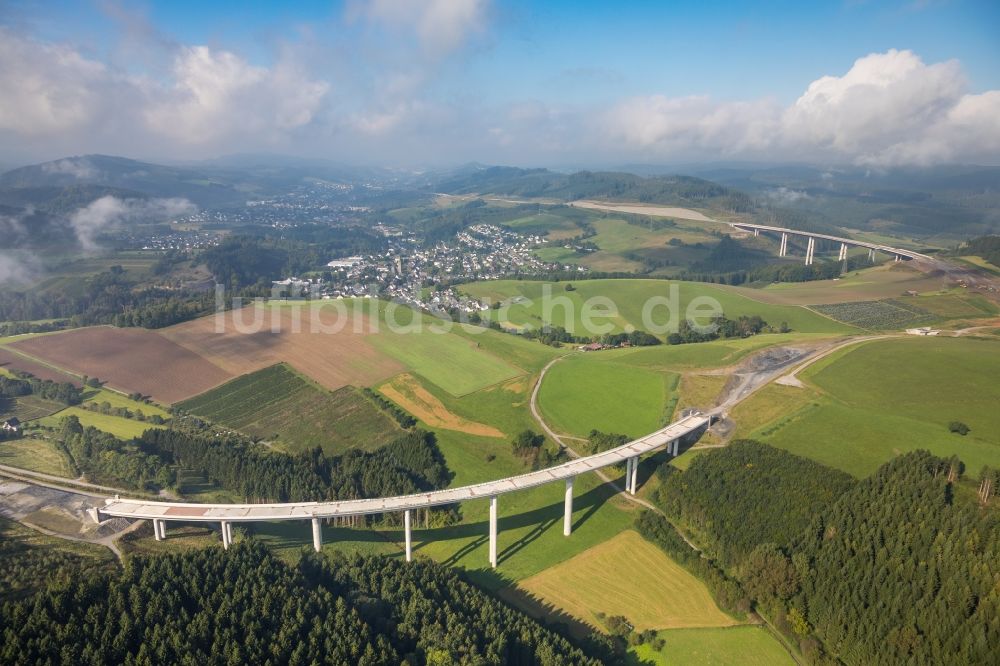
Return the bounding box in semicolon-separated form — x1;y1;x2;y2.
41;157;98;179
144;46;329;144
352;0;488;56
602;49;1000;166
69;196;198;251
0;29;109;135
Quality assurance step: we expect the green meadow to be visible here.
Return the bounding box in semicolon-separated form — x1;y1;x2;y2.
38;407;163;440
628;626;795;666
537;354;676;438
737;336;1000;477
460;279;856;336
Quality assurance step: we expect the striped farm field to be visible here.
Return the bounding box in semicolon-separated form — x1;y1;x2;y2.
518;530;739;632
176;363;403;454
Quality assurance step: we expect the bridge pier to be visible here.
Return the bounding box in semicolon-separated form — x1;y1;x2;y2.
895;255;901;262
489;496;498;568
838;242;847;261
153;519;166;541
869;248;876;262
625;456;639;494
311;518;322;553
753;228;759;237
779;232;788;257
563;477;574;536
671;439;679;457
404;509;413;561
805;237;815;266
221;521;232;550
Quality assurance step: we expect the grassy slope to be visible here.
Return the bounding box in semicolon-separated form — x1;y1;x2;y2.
0;438;74;476
37;407;163;439
734;337;1000;477
518;530;739;631
81;388;170;419
628;626;796;666
461;279;855;336
537;354;674;438
176;364;401;455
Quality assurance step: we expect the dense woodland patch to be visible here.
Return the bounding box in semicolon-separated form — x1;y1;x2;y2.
0;542;601;665
639;443;1000;665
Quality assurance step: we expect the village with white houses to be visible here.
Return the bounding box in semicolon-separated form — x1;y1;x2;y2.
271;224;582;314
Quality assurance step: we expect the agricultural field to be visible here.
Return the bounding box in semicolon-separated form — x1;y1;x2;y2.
728;262;953;305
809;298;936;330
176;363;402;454
628;626;796;666
460;279;856;336
367;322;523;396
537;354;675;438
0;438;74;477
12;327;233;403
37;407;164;439
377;374;504;438
518;530;739;632
81;388;171;419
733;337;1000;477
0;395;66;422
0;348;81;385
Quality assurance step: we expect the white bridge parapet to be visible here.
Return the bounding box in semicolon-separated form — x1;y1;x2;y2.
732;222;930;263
97;413;710;566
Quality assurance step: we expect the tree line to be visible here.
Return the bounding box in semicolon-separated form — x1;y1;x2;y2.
56;417;453;515
638;441;1000;665
0;372;82;406
0;542;604;665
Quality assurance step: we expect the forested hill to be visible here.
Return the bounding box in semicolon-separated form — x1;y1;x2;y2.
646;443;1000;665
433;167;756;213
0;542;602;665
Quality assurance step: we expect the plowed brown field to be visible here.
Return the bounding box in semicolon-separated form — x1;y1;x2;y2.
159;306;404;393
0;348;81;386
12;327;233;403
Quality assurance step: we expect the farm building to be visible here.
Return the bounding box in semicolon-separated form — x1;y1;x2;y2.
2;417;22;433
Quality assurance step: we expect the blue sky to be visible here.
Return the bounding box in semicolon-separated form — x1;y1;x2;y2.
1;0;999;166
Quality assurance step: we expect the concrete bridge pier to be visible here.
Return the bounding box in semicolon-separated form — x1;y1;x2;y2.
838;242;848;261
311;518;322;553
563;477;574;536
753;228;759;237
153;519;165;541
404;509;413;561
779;232;788;257
221;521;232;550
625;456;639;494
489;496;498;568
671;439;679;457
805;237;816;266
894;255;901;262
869;248;876;262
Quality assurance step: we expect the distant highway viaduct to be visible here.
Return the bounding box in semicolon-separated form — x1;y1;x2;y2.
730;222;932;267
92;413;711;568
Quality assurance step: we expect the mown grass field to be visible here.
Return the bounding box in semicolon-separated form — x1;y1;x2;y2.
460;279;856;336
734;336;1000;477
0;394;65;422
518;530;739;631
368;322;524;396
177;364;402;454
81;388;171;419
628;626;795;666
537;354;675;438
0;438;74;477
38;407;163;439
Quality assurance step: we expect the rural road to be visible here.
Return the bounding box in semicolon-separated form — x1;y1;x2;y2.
526;334;895;547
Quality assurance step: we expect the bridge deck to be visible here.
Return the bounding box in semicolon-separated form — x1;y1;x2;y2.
730;222;930;260
100;414;710;522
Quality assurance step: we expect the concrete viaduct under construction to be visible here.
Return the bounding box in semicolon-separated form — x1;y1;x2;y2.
731;222;931;266
93;413;711;568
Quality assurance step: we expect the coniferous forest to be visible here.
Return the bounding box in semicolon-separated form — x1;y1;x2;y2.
639;441;1000;665
0;542;600;665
